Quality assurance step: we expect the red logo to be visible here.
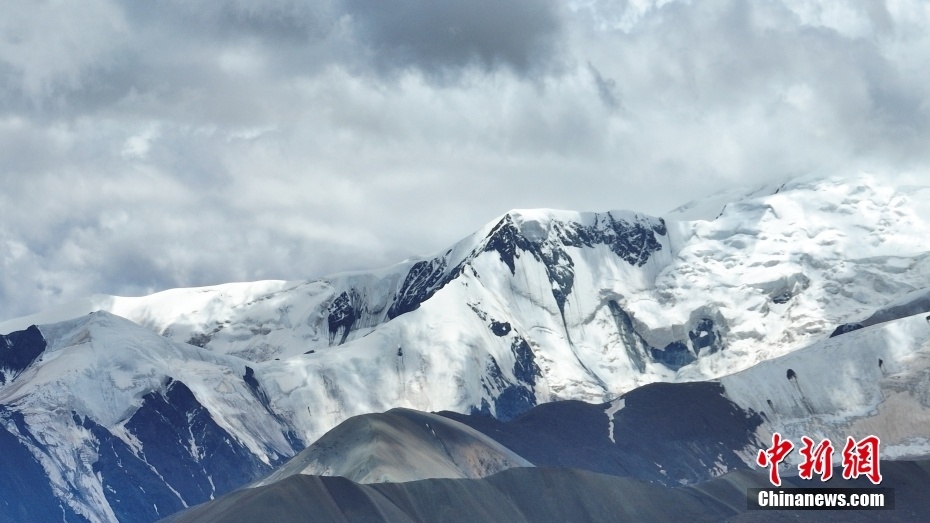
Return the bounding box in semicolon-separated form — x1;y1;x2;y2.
757;434;881;486
798;436;835;481
756;432;794;486
841;435;882;484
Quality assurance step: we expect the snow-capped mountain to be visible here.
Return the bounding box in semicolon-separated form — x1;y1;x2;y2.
3;172;930;522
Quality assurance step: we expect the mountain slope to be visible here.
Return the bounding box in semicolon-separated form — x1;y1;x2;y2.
163;460;930;523
163;467;736;523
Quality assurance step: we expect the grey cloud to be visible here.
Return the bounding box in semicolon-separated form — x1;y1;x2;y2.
343;0;564;78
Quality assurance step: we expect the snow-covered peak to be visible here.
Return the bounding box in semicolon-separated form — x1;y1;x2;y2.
630;173;930;378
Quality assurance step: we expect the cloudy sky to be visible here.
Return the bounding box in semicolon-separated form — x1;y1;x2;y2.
2;0;930;320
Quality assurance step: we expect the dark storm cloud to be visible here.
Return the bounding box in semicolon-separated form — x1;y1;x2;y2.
343;0;564;77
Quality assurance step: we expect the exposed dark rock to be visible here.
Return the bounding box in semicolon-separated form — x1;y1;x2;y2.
494;385;536;423
112;379;281;519
606;300;649;374
0;407;90;523
475;339;540;422
387;258;460;319
830;323;864;337
328;290;360;344
510;338;539;388
689;318;722;356
490;321;511;336
862;293;930;327
650;341;696;370
647;318;723;370
0;325;46;384
830;289;930;338
187;332;212;348
549;213;665;267
78;414;189;522
243;366;267;404
482;216;539;275
772;292;792;304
